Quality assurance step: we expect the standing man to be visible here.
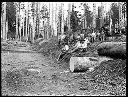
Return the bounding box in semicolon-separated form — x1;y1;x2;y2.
96;30;100;41
100;27;105;42
91;31;96;43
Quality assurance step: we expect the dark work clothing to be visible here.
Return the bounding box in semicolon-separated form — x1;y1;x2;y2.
63;36;69;44
58;52;71;62
72;48;87;54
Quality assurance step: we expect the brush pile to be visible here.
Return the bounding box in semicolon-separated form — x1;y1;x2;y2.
31;37;61;59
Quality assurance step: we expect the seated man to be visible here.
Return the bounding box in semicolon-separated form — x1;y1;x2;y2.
58;43;70;62
81;37;90;52
58;33;66;45
71;37;90;54
61;44;69;52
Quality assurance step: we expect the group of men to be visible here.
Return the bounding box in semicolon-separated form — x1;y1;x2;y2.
57;27;112;62
58;32;90;62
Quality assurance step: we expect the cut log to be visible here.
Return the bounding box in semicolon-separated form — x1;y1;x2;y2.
97;42;126;60
69;56;113;72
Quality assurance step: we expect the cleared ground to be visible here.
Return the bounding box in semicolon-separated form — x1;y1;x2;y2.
1;39;126;96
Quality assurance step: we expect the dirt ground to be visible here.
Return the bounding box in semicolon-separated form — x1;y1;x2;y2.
1;41;126;96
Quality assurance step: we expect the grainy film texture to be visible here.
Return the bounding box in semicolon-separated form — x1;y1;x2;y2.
1;2;126;96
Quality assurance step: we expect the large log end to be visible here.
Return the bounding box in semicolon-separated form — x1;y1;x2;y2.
69;57;99;72
69;56;113;72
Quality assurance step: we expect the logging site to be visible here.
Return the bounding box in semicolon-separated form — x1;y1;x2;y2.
1;2;126;96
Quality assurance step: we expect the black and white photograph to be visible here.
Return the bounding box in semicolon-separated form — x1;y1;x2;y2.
1;2;126;96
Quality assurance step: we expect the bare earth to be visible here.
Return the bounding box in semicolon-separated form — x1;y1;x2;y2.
1;42;126;96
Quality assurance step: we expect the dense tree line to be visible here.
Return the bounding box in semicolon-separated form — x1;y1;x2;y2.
6;2;16;38
1;2;126;41
111;3;119;28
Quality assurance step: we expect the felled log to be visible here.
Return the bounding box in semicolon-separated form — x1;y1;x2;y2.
97;42;126;60
69;56;113;72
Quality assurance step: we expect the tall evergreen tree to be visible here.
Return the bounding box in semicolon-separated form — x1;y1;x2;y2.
70;9;79;32
83;3;93;28
111;3;119;29
6;2;16;39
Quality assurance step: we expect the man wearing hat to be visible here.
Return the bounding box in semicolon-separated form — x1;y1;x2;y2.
71;35;90;54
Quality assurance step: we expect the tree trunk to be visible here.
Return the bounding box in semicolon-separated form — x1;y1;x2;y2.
1;11;3;39
6;19;8;40
19;15;21;41
23;14;24;38
61;3;64;35
97;42;126;60
25;2;29;42
69;56;113;72
15;2;19;40
70;57;98;72
18;3;22;41
51;3;54;37
67;3;72;32
32;2;36;43
2;2;7;40
37;2;40;39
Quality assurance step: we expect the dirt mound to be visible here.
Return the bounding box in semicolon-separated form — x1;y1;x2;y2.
86;59;126;96
39;37;60;58
87;59;126;83
30;37;60;60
